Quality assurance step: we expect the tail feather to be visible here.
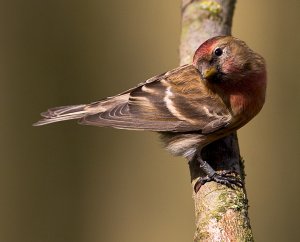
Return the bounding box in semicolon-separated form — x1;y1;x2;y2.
33;104;87;126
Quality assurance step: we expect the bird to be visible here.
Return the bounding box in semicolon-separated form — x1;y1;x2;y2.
34;36;267;192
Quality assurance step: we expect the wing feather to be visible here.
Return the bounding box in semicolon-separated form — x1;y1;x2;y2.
80;65;232;133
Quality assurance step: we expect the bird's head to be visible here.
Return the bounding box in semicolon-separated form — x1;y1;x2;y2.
193;36;266;85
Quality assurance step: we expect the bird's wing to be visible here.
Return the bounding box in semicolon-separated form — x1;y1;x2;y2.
80;64;232;133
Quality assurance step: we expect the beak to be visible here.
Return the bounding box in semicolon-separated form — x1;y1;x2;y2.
202;66;218;80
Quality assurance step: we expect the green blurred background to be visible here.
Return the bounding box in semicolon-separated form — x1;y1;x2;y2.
1;0;299;241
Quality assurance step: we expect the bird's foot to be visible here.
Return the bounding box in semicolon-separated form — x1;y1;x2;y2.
194;170;243;193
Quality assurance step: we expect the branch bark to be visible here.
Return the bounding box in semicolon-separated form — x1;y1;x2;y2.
179;1;254;241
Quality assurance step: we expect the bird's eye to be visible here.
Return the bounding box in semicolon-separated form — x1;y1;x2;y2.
214;48;223;57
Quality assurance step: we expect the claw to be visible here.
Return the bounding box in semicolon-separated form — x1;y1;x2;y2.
194;171;243;192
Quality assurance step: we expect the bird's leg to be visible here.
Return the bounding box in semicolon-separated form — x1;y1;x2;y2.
194;156;243;192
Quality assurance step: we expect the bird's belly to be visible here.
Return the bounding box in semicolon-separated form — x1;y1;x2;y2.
159;132;206;160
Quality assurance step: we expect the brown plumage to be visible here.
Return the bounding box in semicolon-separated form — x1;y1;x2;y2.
34;36;267;191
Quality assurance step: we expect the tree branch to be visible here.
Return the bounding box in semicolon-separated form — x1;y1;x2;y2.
179;1;254;241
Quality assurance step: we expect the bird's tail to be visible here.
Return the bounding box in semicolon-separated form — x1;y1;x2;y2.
33;104;88;126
